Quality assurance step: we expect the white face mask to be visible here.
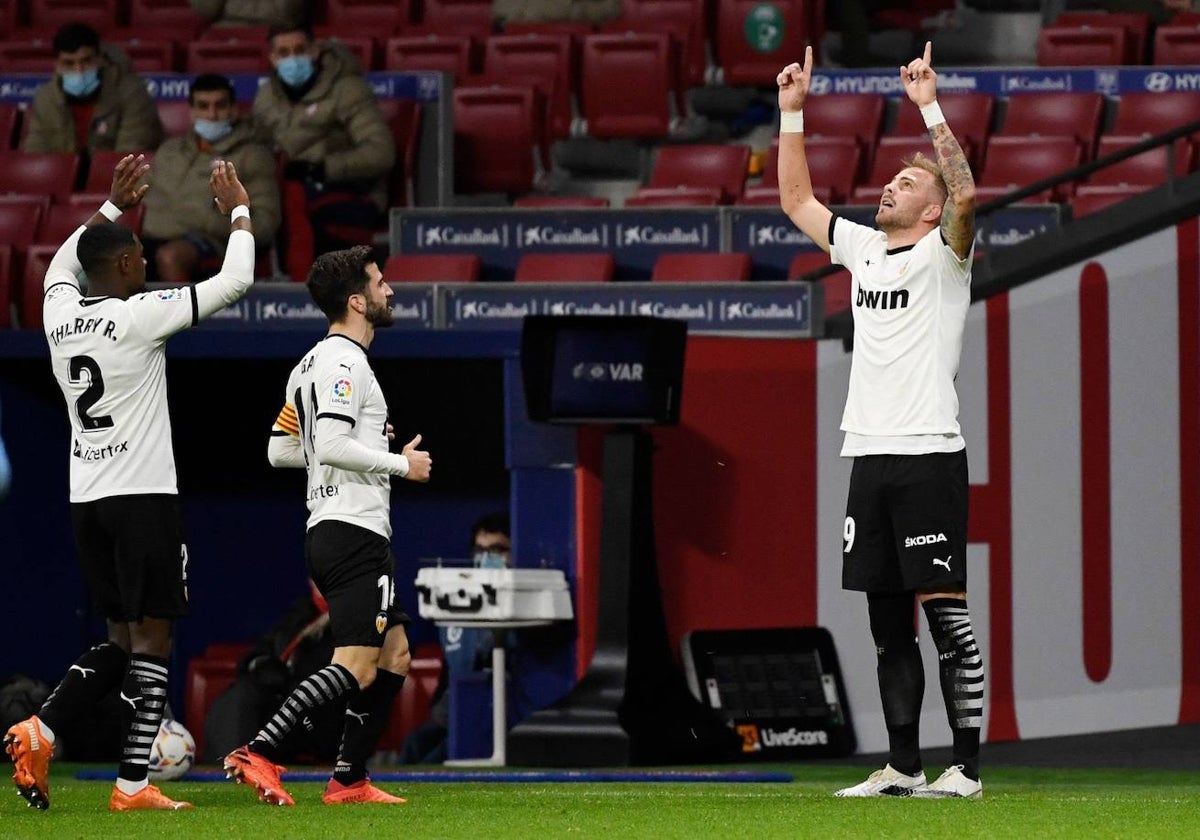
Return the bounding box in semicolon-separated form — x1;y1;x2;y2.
193;118;233;143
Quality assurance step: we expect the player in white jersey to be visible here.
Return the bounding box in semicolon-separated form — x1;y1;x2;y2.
4;155;256;812
778;43;985;800
224;245;431;807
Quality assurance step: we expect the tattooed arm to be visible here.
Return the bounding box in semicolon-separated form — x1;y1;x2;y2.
902;41;976;259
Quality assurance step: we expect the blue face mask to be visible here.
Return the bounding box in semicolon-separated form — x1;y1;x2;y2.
61;67;100;98
276;55;315;88
473;551;508;569
193;118;233;143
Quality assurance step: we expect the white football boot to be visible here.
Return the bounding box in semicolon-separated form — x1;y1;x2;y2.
913;764;983;799
833;764;927;797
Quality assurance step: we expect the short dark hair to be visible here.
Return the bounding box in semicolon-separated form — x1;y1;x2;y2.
53;23;101;56
305;245;376;322
268;23;314;44
471;512;511;541
189;73;235;106
78;223;137;277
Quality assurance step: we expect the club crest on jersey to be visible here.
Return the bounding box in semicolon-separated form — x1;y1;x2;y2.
375;612;388;634
154;288;186;302
331;377;353;407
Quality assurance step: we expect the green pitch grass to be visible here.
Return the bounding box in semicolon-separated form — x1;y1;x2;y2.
3;765;1198;840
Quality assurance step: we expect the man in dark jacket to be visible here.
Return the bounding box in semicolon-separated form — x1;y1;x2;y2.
24;23;163;154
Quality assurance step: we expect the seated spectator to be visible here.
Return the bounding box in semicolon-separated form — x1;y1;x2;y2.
253;25;395;265
203;580;340;763
188;0;306;30
400;513;513;765
141;74;280;283
24;23;163;154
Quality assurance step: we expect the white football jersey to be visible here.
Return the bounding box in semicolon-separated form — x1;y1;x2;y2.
282;334;396;539
830;216;973;452
43;224;254;502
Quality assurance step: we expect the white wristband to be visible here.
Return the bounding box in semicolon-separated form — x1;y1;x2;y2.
779;110;804;134
99;201;122;221
231;205;250;222
395;454;410;478
921;101;946;128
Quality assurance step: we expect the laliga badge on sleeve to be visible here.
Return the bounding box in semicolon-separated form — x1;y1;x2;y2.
331;377;353;408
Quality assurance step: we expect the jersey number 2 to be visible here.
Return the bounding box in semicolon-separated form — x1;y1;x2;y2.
68;355;114;432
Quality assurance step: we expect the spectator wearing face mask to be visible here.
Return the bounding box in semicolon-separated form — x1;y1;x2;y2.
252;24;395;265
140;74;280;283
24;23;163;154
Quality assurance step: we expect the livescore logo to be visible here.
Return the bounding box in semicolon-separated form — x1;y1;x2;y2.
735;723;830;752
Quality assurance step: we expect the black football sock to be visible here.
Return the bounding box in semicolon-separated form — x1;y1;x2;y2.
332;669;406;786
249;664;357;764
869;592;925;776
117;654;170;784
38;641;128;737
923;597;984;781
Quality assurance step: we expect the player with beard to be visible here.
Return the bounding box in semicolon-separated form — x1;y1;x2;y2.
223;245;432;806
777;43;985;799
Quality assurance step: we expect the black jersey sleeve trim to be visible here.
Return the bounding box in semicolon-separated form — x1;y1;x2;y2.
44;281;77;298
828;214;839;247
317;412;357;428
270;429;292;437
189;285;199;327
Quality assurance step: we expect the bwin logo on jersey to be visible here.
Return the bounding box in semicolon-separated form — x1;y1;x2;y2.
905;533;947;548
856;287;910;310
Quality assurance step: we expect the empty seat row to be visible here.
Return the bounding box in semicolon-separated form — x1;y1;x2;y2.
1039;20;1200;65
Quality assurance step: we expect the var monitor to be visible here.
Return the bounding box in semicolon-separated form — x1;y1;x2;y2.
520;315;687;425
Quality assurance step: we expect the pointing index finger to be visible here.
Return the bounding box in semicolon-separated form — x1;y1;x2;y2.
803;44;812;75
923;40;932;66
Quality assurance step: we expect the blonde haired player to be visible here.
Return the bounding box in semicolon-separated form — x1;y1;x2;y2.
777;43;985;798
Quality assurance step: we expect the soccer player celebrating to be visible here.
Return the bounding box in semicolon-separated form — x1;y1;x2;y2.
777;43;985;798
223;246;431;806
5;155;255;811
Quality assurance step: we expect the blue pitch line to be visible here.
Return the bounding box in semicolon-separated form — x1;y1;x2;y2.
76;769;794;784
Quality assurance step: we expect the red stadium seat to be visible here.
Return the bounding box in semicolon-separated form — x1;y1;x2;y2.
377;98;421;207
1110;92;1200;139
978;135;1082;201
454;85;542;194
111;38;179;72
1070;185;1140;220
888;93;994;158
37;201;143;244
197;25;269;42
804;94;885;148
580;32;674;139
1036;25;1125;66
128;0;205;36
0;40;56;73
624;187;721;206
0;0;15;38
646;144;750;204
758;137;862;204
1055;11;1150;63
603;0;706;89
0;152;79;201
737;187;786;205
994;92;1105;161
317;34;377;71
187;41;270;74
157;101;193;138
415;0;493;34
850;135;936;204
789;250;850;317
715;0;808;86
0;244;12;329
383;254;481;282
385;35;473;78
183;643;251;761
1156;23;1200;63
1089;135;1194;189
514;253;614;282
326;0;411;33
651;252;751;282
28;0;119;33
0;104;19;150
19;244;56;329
484;34;574;140
513;195;610;207
85;150;154;193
